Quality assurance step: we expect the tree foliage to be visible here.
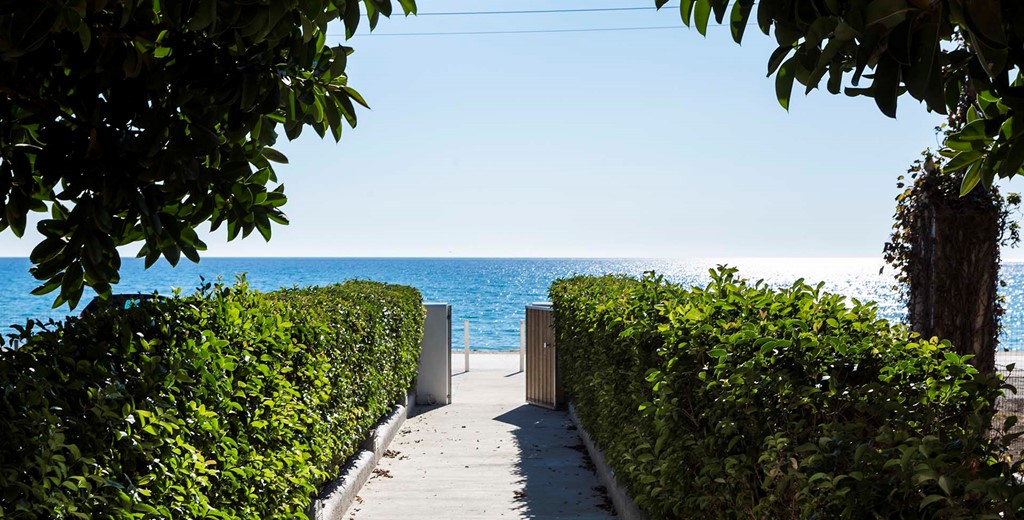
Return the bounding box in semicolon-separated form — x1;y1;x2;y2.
667;0;1024;195
0;0;414;308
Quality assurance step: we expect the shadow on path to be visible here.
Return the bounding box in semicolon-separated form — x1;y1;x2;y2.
495;405;616;519
347;370;614;519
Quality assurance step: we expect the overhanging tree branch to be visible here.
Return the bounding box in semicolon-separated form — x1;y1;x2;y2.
0;0;416;308
667;0;1024;194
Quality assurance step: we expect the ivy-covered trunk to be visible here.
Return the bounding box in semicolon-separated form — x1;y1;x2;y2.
907;186;1002;375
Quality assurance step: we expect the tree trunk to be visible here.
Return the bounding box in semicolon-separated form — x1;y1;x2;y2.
908;187;1000;375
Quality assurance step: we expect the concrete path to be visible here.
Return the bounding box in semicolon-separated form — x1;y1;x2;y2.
345;354;616;519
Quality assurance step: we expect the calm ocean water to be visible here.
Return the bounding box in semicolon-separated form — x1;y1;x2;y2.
3;257;1024;351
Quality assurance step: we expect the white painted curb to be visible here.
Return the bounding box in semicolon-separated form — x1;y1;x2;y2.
568;403;649;520
308;391;415;520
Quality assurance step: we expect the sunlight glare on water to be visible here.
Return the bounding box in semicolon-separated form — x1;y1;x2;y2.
1;257;1021;350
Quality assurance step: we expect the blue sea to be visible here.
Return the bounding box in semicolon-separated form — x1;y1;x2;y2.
3;257;1024;351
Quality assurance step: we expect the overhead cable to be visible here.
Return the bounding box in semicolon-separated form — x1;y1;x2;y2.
344;22;751;37
349;25;681;36
414;6;663;16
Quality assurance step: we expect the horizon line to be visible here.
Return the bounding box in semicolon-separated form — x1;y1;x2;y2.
3;254;1024;262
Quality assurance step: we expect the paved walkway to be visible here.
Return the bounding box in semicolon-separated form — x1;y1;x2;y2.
346;354;615;519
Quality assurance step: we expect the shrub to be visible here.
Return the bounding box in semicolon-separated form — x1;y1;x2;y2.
552;267;1024;520
0;278;423;519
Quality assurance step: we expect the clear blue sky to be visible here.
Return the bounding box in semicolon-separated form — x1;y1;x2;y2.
0;1;982;259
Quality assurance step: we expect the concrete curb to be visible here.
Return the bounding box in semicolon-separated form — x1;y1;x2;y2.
308;391;415;520
568;403;649;520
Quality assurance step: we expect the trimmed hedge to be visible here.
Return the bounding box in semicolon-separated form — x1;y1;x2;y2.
0;279;423;519
552;268;1024;519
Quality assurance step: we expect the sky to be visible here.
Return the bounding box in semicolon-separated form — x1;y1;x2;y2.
0;1;988;259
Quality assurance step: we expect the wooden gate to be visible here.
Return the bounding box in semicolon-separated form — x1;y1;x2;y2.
525;302;561;409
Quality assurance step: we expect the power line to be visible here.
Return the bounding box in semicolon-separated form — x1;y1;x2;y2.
334;5;761;38
414;6;664;16
375;3;758;17
344;22;752;37
348;25;682;36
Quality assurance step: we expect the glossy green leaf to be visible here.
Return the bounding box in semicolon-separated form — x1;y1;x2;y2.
262;148;289;164
767;45;791;76
872;54;900;118
943;150;984;173
694;0;712;35
959;160;984;195
680;0;694;26
775;57;796;110
729;1;753;44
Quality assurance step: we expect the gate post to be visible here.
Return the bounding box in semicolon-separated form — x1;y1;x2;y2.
417;303;451;405
525;302;562;409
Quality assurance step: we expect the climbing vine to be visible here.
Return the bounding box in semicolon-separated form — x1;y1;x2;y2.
883;138;1020;374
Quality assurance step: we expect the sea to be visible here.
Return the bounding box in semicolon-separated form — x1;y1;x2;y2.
3;257;1024;351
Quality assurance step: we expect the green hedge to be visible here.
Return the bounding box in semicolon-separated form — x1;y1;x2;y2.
0;279;423;519
552;267;1024;519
